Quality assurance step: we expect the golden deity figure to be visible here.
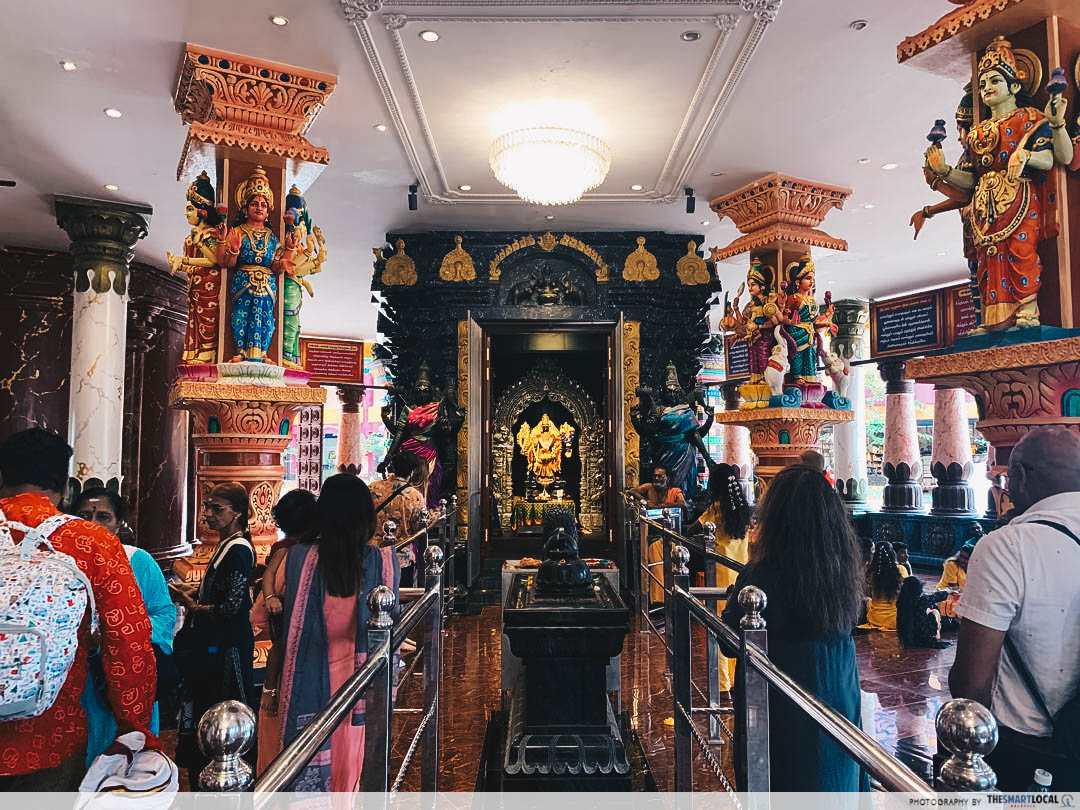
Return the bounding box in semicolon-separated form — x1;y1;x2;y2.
516;413;575;497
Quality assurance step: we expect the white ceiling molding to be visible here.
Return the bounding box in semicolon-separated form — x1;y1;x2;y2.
339;0;781;205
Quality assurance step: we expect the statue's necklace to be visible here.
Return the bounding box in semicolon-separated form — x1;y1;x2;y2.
240;225;270;264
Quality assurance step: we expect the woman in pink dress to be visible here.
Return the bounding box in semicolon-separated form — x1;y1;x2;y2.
263;474;399;791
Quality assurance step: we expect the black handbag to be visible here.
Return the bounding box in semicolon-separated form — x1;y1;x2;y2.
1002;519;1080;763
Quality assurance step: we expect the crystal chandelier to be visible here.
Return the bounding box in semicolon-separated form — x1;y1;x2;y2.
489;127;612;206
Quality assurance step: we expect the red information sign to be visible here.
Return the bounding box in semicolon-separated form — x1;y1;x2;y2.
299;338;364;384
947;284;978;342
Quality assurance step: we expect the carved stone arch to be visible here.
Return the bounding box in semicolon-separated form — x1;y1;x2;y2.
492;359;605;535
497;253;596;308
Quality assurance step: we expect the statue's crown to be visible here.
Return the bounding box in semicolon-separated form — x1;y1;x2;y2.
186;170;214;209
978;36;1022;85
235;165;275;210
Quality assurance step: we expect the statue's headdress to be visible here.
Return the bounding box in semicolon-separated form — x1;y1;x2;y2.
787;253;815;287
978;36;1023;86
663;361;682;391
234;165;274;211
955;83;974;127
415;360;432;389
186;170;214;210
747;257;773;290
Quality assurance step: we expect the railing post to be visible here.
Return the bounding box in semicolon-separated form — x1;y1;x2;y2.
671;544;693;793
935;698;998;791
737;585;771;806
417;507;430;585
638;497;650;626
703;521;722;743
421;545;444;794
663;524;674;666
197;700;256;791
384;518;398;552
362;584;396;794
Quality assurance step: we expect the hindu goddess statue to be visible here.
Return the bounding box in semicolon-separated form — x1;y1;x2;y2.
218;166;297;362
923;36;1073;332
517;413;574;484
282;185;327;369
722;258;781;408
167;171;222;364
779;254;835;384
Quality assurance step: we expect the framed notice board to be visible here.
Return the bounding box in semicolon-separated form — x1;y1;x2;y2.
945;283;978;343
870;291;945;358
724;334;751;381
299;337;364;384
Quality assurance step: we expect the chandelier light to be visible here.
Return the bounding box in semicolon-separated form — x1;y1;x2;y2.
489;127;612;206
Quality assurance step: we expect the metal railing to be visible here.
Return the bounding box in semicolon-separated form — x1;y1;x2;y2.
196;543;446;799
383;494;459;615
666;541;1000;801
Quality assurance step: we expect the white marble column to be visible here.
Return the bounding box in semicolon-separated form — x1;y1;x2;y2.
54;196;151;487
830;300;869;507
337;385;364;475
721;383;754;502
930;387;975;514
878;359;922;512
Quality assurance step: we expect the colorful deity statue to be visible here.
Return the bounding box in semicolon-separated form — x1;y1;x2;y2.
380;361;464;509
167;171;223;364
282;185;328;369
780;254;835;382
722;258;781;409
517;413;575;497
630;362;715;503
922;36;1073;333
218;166;297;362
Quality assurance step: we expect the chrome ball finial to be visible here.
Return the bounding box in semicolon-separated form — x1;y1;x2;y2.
703;521;716;551
196;700;256;792
936;698;998;792
738;585;768;630
424;543;445;577
368;584;396;629
383;519;397;541
672;544;691;576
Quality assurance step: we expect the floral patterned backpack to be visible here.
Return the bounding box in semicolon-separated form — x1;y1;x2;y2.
0;509;97;720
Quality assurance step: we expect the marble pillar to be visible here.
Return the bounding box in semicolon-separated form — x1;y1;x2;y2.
878;359;922;512
54;196;151;486
830;300;869;507
337;385;364;474
930;387;976;515
720;383;754;502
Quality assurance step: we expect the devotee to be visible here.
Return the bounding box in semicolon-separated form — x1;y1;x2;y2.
0;428;158;790
171;482;256;788
72;487;177;765
251;488;319;774
798;449;835;485
723;464;866;791
687;462;751;701
370;452;428;587
950;427;1080;790
638;466;689;606
892;541;912;576
896;576;949;649
862;541;906;631
936;542;974;623
268;474;400;791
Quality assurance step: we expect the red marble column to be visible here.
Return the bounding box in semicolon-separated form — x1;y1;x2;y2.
337;385;364;475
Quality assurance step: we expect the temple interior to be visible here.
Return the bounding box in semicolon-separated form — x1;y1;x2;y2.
3;0;1080;798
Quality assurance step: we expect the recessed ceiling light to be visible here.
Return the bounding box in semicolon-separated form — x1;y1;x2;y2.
849;19;868;31
457;184;472;191
630;184;643;191
881;162;898;170
60;60;78;72
373;123;387;132
419;30;440;42
701;220;710;226
545;215;555;220
710;171;725;177
103;107;122;119
269;15;289;26
857;158;870;164
863;203;875;209
937;251;947;256
103;184;119;191
680;30;701;42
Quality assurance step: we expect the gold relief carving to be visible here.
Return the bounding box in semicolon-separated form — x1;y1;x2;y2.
897;0;1028;64
382;239;417;286
622;320;641;489
539;232;557;252
558;234;609;282
676;241;711;286
1012;49;1042;100
173;44;336;179
456;320;469;532
489;236;536;280
623;237;659;282
905;338;1080;379
488;233;610;282
439;235;476;282
170;380;326;408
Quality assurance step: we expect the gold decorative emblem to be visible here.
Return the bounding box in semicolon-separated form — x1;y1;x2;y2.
676;241;710;285
1012;48;1042;99
439;235;476;282
382;239;417;286
622;237;659;282
539;231;557;252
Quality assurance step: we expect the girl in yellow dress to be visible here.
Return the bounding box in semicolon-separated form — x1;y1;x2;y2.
862;541;907;631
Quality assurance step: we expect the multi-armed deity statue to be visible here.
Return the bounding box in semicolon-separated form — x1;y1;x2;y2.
516;413;576;501
282;185;327;369
380;360;465;509
631;361;715;501
916;36;1073;333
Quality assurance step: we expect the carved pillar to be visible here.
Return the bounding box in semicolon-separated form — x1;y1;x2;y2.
296;404;324;493
54;196;151;486
929;387;976;515
720;382;754;502
831;300;869;507
878;359;922;512
337;385;364;475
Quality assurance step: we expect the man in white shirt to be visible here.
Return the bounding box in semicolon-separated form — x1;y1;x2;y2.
949;427;1080;790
